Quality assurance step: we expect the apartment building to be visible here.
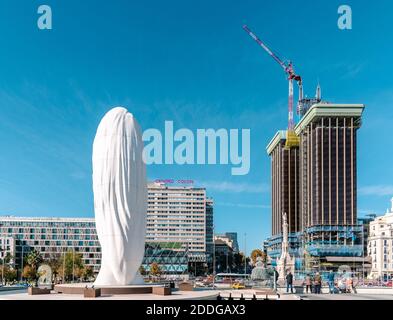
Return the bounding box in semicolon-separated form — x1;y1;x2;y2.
0;183;214;275
368;198;393;280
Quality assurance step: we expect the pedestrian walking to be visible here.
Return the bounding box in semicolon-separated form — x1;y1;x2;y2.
327;270;335;294
304;274;312;294
314;272;322;294
338;278;346;293
286;271;294;293
346;277;353;293
273;267;279;288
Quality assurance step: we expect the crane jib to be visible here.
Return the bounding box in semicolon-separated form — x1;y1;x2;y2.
243;25;304;131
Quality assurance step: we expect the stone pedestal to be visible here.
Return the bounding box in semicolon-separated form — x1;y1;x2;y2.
55;283;157;295
178;282;194;291
152;287;171;296
276;255;296;280
84;288;101;298
28;287;51;295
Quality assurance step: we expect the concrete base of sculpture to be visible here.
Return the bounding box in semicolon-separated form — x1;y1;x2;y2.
178;282;194;291
152;286;172;296
28;287;51;295
84;287;101;298
55;283;161;295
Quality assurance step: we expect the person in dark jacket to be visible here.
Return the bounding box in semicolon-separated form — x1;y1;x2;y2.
314;272;322;294
286;271;294;293
273;267;279;288
327;271;335;294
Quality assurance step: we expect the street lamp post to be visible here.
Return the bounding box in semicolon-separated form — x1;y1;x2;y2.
273;269;277;291
362;226;365;284
63;249;66;283
1;249;4;286
244;233;247;275
226;249;229;273
20;245;26;282
72;247;75;283
212;225;216;289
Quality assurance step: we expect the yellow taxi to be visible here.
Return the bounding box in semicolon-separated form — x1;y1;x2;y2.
231;282;245;290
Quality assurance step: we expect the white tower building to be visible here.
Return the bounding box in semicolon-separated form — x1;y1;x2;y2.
368;198;393;280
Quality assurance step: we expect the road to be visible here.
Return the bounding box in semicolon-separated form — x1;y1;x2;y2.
0;289;27;296
299;293;393;300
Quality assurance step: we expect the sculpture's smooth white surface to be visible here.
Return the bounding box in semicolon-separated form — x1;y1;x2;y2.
92;107;147;286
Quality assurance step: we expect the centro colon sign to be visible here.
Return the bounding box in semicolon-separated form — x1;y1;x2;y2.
154;179;194;185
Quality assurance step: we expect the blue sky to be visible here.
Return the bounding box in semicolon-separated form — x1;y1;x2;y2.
1;0;393;255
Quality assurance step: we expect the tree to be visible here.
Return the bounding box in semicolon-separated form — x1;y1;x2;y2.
139;265;147;276
81;266;94;281
250;249;266;265
24;250;43;286
232;252;251;273
22;265;37;282
233;252;245;273
3;266;17;284
58;250;84;282
46;253;61;279
149;262;161;277
216;250;234;273
3;253;13;265
26;250;43;270
1;252;14;285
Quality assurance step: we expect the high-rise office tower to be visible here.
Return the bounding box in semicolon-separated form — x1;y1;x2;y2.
296;104;364;229
295;104;365;256
267;130;300;236
266;103;365;270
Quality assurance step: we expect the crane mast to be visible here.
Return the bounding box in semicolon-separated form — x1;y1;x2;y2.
242;25;303;131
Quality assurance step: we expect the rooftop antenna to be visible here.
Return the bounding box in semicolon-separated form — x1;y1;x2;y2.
316;81;321;101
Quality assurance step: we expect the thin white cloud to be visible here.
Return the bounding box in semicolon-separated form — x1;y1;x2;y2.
342;63;365;79
70;171;87;180
358;209;377;215
358;185;393;196
216;202;271;209
199;181;269;194
320;61;365;80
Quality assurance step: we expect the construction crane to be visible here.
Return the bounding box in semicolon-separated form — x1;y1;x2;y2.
243;25;302;147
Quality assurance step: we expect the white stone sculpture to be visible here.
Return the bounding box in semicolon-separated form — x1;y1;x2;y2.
276;212;295;280
92;107;147;286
